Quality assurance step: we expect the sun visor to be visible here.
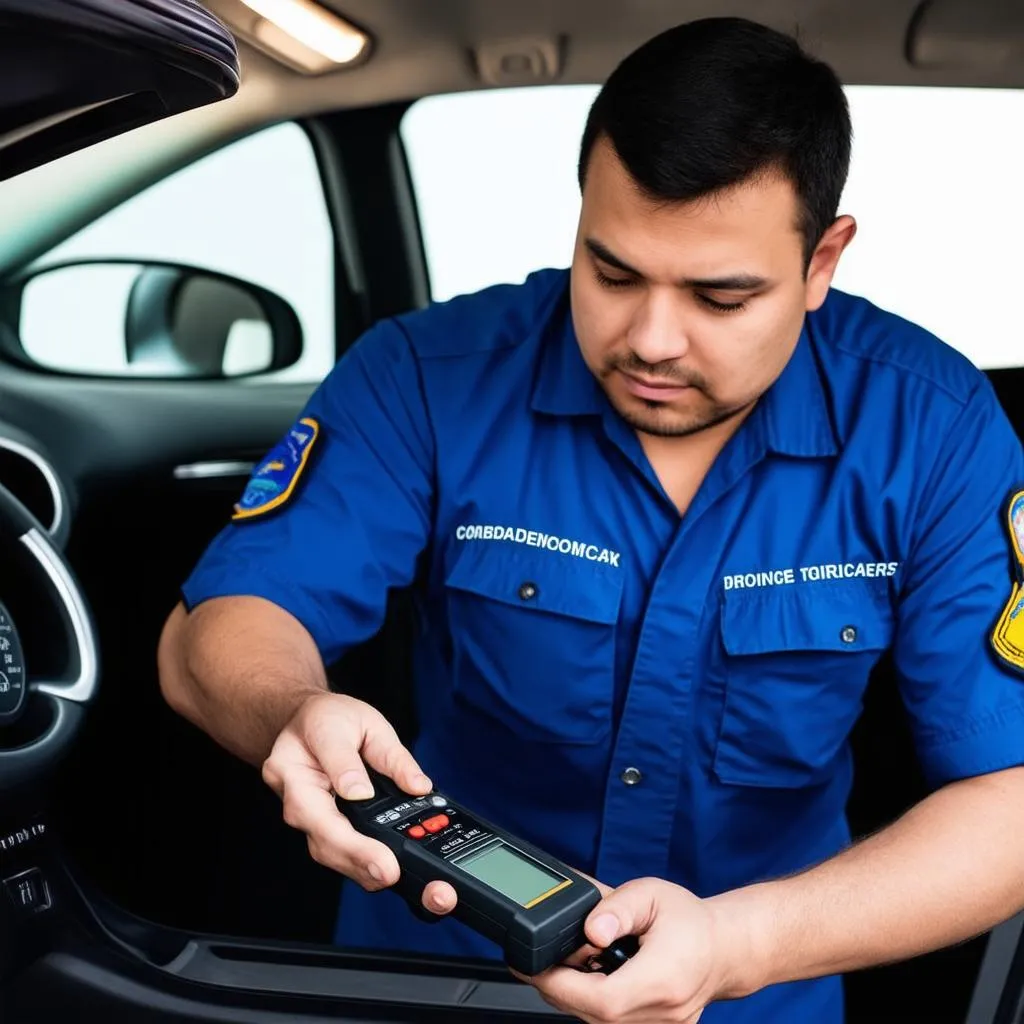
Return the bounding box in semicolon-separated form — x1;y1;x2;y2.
907;0;1024;70
0;0;240;181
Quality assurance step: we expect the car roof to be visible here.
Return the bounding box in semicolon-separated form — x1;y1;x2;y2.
5;0;1023;179
202;0;1024;121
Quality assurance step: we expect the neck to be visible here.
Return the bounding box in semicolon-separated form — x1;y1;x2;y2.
637;403;757;516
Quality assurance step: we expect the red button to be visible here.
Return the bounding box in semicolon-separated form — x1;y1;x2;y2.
407;825;426;840
422;814;449;834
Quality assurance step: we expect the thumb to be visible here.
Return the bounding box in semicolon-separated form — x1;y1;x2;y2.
584;879;659;949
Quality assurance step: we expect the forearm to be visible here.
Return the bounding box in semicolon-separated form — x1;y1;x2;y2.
711;767;1024;996
157;598;329;766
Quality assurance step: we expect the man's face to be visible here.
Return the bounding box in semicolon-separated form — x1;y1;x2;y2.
570;138;849;437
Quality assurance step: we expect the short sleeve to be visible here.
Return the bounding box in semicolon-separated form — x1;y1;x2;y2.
181;318;434;664
894;377;1024;787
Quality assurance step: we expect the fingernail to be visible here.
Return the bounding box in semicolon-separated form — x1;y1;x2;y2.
368;864;384;883
414;773;432;791
338;771;373;800
590;914;618;947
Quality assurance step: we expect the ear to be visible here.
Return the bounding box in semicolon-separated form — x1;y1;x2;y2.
805;215;857;311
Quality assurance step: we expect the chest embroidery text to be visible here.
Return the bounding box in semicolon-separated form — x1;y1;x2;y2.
455;524;621;567
723;561;900;590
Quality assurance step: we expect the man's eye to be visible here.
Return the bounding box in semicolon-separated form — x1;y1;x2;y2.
697;294;748;313
594;267;636;289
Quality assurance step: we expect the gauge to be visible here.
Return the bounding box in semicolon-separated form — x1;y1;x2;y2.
0;601;27;723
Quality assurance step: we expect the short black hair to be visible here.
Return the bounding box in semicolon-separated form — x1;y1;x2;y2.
578;17;852;267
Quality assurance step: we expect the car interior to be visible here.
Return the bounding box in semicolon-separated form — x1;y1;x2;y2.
1;0;1024;1021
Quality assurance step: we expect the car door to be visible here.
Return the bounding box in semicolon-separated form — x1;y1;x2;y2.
0;3;567;1022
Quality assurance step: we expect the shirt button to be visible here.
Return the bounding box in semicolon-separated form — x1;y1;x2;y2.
840;625;858;644
620;767;643;786
518;581;538;601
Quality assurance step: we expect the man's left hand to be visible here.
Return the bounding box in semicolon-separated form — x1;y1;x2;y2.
518;877;752;1024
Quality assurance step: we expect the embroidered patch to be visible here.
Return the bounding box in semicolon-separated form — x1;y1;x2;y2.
992;489;1024;673
232;417;320;521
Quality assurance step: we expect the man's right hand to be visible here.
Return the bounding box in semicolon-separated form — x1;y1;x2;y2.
260;691;454;911
160;599;459;912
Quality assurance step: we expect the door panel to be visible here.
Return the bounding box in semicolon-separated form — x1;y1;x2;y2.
0;362;322;932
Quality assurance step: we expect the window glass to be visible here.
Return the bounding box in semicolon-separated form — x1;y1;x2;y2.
403;85;1024;370
27;122;335;382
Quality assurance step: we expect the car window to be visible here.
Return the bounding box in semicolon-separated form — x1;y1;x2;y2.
23;121;335;382
402;84;1024;371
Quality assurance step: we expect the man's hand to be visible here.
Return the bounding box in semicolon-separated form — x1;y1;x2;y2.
521;878;752;1024
260;691;456;912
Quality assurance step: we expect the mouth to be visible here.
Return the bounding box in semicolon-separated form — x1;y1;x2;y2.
618;370;693;402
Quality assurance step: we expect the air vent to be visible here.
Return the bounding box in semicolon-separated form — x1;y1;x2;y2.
0;440;62;535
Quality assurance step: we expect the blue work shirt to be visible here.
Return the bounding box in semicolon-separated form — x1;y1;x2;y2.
182;268;1024;1024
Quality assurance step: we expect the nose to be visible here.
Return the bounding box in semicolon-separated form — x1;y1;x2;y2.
627;290;690;366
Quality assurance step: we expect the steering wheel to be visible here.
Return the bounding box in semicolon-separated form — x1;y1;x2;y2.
0;480;98;788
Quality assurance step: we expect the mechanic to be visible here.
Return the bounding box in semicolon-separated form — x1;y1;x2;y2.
158;16;1024;1024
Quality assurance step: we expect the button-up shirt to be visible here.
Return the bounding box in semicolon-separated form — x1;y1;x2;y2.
183;268;1024;1023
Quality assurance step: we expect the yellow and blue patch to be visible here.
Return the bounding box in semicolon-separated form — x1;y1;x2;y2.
992;489;1024;673
232;417;320;522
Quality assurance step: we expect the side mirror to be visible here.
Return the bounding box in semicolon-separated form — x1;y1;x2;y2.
0;260;303;379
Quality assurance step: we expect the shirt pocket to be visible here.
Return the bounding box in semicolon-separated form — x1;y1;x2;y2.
712;580;894;788
443;542;624;745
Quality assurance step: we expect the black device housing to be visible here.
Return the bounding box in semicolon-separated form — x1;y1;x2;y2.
336;769;602;975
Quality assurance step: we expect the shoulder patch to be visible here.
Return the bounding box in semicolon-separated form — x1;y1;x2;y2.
232;417;320;522
992;489;1024;673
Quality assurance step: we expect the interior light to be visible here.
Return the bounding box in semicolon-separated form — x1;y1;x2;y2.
238;0;368;65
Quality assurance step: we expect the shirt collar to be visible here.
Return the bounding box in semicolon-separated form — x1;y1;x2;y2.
531;277;839;458
530;280;607;417
758;321;839;458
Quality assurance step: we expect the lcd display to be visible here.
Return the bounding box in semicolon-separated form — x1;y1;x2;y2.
454;841;566;907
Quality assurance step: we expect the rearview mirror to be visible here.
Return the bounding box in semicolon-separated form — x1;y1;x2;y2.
1;260;303;379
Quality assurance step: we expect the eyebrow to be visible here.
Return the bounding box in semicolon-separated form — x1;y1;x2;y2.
584;238;768;291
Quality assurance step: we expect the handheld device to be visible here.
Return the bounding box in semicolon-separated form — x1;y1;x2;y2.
336;767;634;976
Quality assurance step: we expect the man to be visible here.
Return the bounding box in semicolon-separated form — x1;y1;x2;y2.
158;16;1024;1024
